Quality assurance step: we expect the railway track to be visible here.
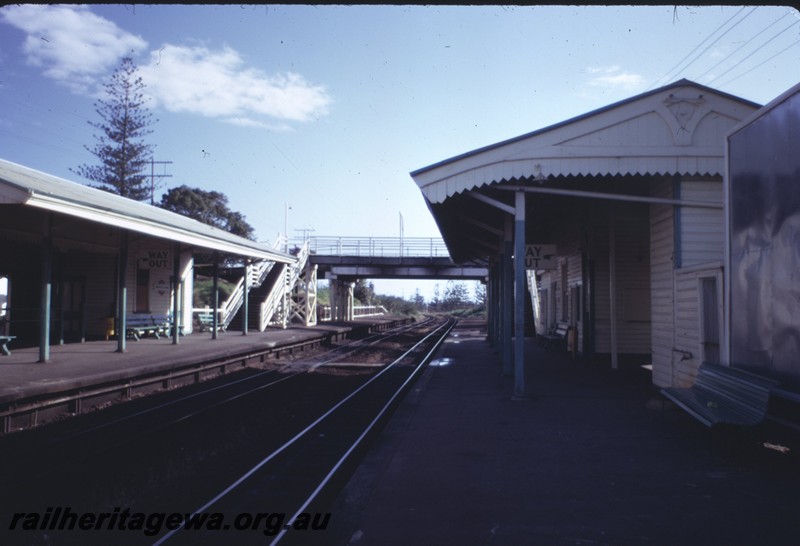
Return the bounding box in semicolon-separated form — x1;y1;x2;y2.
0;316;455;545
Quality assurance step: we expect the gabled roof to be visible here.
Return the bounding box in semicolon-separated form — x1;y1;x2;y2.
411;79;761;204
0;159;294;263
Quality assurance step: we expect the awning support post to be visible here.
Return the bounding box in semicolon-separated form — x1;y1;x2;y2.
212;252;220;340
38;214;52;363
502;219;513;376
609;210;619;370
242;259;249;335
116;231;128;354
172;242;180;345
514;190;526;398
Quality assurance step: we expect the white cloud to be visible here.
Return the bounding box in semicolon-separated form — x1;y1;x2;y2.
1;4;332;127
586;66;644;90
224;117;293;131
139;44;331;124
1;4;148;93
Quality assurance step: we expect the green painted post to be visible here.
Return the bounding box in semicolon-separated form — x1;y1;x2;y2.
514;191;526;398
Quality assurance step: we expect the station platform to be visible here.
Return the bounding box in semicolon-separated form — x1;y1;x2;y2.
0;317;405;421
329;318;800;546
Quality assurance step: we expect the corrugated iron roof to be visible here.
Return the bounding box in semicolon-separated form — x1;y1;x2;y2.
0;159;294;263
411;79;761;205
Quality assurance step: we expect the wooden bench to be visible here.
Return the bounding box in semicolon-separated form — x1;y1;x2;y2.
661;362;779;428
0;335;16;356
126;316;161;341
151;314;184;337
196;311;224;333
540;321;570;351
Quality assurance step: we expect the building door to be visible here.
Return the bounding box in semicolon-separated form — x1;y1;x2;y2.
59;277;85;343
135;268;150;313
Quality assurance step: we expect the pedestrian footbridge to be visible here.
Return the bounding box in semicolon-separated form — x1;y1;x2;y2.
303;236;487;280
204;236;487;331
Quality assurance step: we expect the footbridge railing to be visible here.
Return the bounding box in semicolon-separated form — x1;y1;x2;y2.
218;258;273;330
295;236;449;258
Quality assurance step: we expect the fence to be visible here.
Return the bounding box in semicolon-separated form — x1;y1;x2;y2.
317;304;387;321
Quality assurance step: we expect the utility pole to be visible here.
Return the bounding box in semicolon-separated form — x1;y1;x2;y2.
284;202;292;251
399;211;404;257
148;159;173;205
295;227;315;241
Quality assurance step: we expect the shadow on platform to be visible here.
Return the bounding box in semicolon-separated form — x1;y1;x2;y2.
328;318;800;546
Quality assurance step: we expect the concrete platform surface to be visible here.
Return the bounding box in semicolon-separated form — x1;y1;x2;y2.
328;318;800;546
0;319;385;406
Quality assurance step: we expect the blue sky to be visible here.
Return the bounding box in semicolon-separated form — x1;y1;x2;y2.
1;4;799;299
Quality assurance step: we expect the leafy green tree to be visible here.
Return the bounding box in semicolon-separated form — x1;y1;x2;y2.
159;185;255;240
431;283;441;312
474;282;486;307
412;288;426;309
193;276;235;307
354;279;376;305
376;294;422;317
72;57;155;201
444;280;470;311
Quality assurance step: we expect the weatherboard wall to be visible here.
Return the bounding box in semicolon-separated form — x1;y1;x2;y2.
649;178;676;387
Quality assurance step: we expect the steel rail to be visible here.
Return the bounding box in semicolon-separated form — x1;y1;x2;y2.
1;318;418;435
5;319;432;467
271;316;456;545
154;316;454;545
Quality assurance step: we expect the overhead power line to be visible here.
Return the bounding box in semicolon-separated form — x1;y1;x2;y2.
675;7;759;82
646;6;749;90
706;19;800;86
694;10;792;82
717;37;800;88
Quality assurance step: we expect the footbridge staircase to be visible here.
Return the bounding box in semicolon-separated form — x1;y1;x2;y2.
222;238;317;331
210;236;487;331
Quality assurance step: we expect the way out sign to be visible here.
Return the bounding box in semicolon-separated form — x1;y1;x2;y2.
138;250;169;269
524;244;556;270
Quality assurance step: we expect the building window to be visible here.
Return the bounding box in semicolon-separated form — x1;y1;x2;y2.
699;275;722;364
0;275;9;335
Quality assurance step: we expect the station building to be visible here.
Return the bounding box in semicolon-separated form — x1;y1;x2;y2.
411;79;761;394
0;160;294;362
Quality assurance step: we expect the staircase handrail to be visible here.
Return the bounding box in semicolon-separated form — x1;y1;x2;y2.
261;240;311;329
218;238;284;330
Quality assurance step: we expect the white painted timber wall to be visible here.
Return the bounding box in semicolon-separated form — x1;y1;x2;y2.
537;202;650;356
590;204;651;355
649;178;676;387
534;222;583;345
680;179;724;267
650;177;724;387
126;238;194;334
673;262;723;387
71;251;117;338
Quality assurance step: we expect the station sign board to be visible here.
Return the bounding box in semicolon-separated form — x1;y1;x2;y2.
524;244;556;270
138;250;169;269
